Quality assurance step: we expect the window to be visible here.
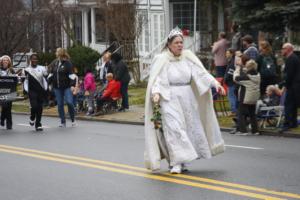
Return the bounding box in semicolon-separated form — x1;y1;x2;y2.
95;8;106;43
172;1;209;32
153;15;159;45
138;10;150;53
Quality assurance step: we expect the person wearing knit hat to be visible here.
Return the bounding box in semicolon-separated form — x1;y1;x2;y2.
0;55;15;129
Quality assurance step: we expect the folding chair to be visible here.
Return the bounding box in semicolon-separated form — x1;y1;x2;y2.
213;77;229;117
256;91;286;129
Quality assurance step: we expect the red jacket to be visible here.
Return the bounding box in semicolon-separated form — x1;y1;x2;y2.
102;80;121;100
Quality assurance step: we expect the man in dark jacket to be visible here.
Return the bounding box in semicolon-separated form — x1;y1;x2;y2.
111;53;131;111
280;43;300;132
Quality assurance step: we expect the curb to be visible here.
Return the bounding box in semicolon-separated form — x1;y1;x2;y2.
13;112;144;126
13;112;300;138
221;127;300;138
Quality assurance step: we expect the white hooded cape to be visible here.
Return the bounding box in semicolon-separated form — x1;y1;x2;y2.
144;49;225;171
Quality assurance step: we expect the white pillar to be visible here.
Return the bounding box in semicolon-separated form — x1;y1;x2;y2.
193;0;197;52
164;0;170;34
61;16;68;48
42;21;46;52
69;16;74;47
82;9;89;46
91;7;96;45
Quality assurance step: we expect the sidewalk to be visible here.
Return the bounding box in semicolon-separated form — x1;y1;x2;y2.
13;103;300;138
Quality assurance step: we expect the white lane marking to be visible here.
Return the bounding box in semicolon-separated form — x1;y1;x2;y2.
17;124;51;129
225;144;264;150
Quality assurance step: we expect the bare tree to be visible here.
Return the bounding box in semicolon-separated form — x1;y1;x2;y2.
99;0;144;83
0;0;33;55
47;0;79;47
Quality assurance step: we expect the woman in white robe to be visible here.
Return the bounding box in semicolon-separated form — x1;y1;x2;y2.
144;29;226;174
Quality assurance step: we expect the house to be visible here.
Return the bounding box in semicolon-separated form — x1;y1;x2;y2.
34;0;231;79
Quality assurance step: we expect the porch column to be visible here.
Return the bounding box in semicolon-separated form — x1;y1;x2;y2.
62;16;68;48
82;9;89;46
164;0;170;34
91;7;96;45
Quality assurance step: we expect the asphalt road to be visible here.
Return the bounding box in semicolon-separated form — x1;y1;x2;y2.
0;115;299;200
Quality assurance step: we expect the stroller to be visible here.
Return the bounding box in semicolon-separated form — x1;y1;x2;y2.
76;80;86;113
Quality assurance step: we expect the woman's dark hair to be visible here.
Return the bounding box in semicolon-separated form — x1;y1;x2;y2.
241;54;250;65
162;34;183;51
231;23;239;33
242;35;254;44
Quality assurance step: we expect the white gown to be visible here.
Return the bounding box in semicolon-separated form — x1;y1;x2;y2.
151;58;217;166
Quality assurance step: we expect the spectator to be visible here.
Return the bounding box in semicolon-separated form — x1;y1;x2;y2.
100;52;113;84
84;68;96;115
263;85;283;106
230;53;250;134
242;35;259;60
256;41;280;95
234;59;261;135
280;43;300;132
70;68;79;113
212;32;229;77
96;73;121;111
0;55;15;130
231;23;243;51
224;48;238;115
48;48;76;127
256;84;283;114
111;52;131;111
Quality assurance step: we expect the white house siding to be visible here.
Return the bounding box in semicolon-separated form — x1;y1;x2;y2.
59;0;225;56
137;0;165;57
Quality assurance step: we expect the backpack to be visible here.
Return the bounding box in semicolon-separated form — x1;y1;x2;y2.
260;56;277;78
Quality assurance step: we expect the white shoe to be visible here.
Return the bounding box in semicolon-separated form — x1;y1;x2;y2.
29;119;35;126
59;123;66;128
170;165;182;174
235;131;249;136
71;121;77;127
252;132;260;136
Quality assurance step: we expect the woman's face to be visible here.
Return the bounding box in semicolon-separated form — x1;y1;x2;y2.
2;58;10;69
168;36;183;56
259;45;267;55
56;48;62;58
235;56;242;66
226;51;233;59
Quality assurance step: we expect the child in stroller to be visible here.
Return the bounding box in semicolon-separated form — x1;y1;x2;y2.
76;79;86;113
